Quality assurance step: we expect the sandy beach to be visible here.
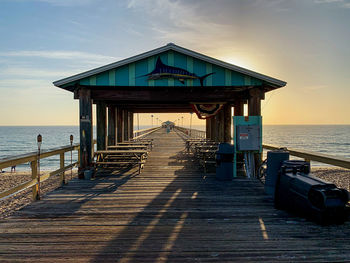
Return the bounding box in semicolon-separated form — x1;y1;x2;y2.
0;169;78;219
0;167;349;219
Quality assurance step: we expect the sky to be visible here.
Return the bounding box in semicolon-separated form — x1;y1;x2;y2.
0;0;349;126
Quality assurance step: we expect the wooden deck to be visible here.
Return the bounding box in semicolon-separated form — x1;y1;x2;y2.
1;128;350;262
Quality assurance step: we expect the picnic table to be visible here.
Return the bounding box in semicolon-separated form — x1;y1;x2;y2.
186;139;217;152
115;142;153;150
107;145;149;150
197;148;218;173
94;149;149;174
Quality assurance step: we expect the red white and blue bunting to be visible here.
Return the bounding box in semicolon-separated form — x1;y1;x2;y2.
191;103;225;119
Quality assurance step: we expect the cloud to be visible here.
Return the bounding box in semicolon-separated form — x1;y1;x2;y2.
1;67;76;79
126;0;241;51
0;50;116;61
314;0;350;8
314;0;343;3
11;0;97;7
0;78;50;90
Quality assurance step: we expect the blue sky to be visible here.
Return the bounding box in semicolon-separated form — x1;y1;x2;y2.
0;0;349;125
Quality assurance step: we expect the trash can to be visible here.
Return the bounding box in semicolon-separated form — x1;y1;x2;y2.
215;143;234;181
275;160;349;224
264;149;289;198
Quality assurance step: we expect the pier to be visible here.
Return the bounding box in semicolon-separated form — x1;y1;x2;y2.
1;43;349;262
1;128;350;262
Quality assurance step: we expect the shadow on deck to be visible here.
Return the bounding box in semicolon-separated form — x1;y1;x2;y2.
1;129;350;262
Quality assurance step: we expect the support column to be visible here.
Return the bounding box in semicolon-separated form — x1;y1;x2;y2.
216;109;225;142
234;100;245;176
248;88;264;173
129;112;134;140
78;88;93;178
248;88;263;116
117;108;123;143
96;101;107;151
223;104;232;143
210;116;217;142
234;100;244;116
108;106;116;146
123;110;129;141
206;118;211;139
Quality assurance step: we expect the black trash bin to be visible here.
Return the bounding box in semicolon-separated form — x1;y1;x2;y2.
215;143;234;181
265;149;290;199
275;160;349;224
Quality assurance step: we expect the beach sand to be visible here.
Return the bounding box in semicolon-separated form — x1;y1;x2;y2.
0;167;349;219
0;169;78;219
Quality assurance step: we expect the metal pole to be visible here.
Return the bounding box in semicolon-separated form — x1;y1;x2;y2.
70;135;73;180
151;115;154;128
37;134;42;200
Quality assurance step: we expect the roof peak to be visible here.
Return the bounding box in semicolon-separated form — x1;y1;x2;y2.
53;43;286;88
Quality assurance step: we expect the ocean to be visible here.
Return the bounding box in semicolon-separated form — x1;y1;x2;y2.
0;125;349;171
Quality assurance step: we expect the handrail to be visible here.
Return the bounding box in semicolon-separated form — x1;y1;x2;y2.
133;127;161;139
0;143;82;201
0;143;80;170
263;144;350;169
174;126;206;138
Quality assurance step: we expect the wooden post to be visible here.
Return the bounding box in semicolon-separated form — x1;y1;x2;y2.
60;152;65;184
78;88;93;178
31;160;38;200
123;110;129;141
96;101;107;151
216;109;225;142
210;116;217;142
129;111;134;139
248;88;264;173
206;118;211;139
234;100;245;176
116;108;123;143
248;88;263;116
108;106;116;146
234;100;244;116
223;104;232;143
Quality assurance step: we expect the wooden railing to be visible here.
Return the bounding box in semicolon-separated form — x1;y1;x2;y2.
175;126;206;138
263;144;350;169
0;144;81;201
133;127;161;139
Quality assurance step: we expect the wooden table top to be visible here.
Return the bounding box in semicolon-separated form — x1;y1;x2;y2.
107;145;148;149
95;150;148;154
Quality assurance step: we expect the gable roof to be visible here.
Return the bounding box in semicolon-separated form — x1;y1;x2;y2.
53;43;286;88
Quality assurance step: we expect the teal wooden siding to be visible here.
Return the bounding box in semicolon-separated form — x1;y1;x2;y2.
186;56;193;87
174;51;187;87
73;50;263;87
154;52;168;87
213;65;225;86
193;58;206;86
135;59;148;86
115;65;129;86
96;71;109;86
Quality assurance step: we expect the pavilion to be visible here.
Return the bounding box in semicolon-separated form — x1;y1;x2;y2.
53;43;286;175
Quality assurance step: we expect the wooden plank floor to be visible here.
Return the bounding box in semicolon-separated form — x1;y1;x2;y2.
1;128;350;262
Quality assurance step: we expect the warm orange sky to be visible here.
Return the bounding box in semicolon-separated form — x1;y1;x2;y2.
0;0;349;126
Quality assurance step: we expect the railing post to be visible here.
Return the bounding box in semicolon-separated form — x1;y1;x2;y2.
31;160;38;200
77;146;81;166
60;152;66;184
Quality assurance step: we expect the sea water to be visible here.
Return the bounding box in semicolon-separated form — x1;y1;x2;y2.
0;125;349;171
